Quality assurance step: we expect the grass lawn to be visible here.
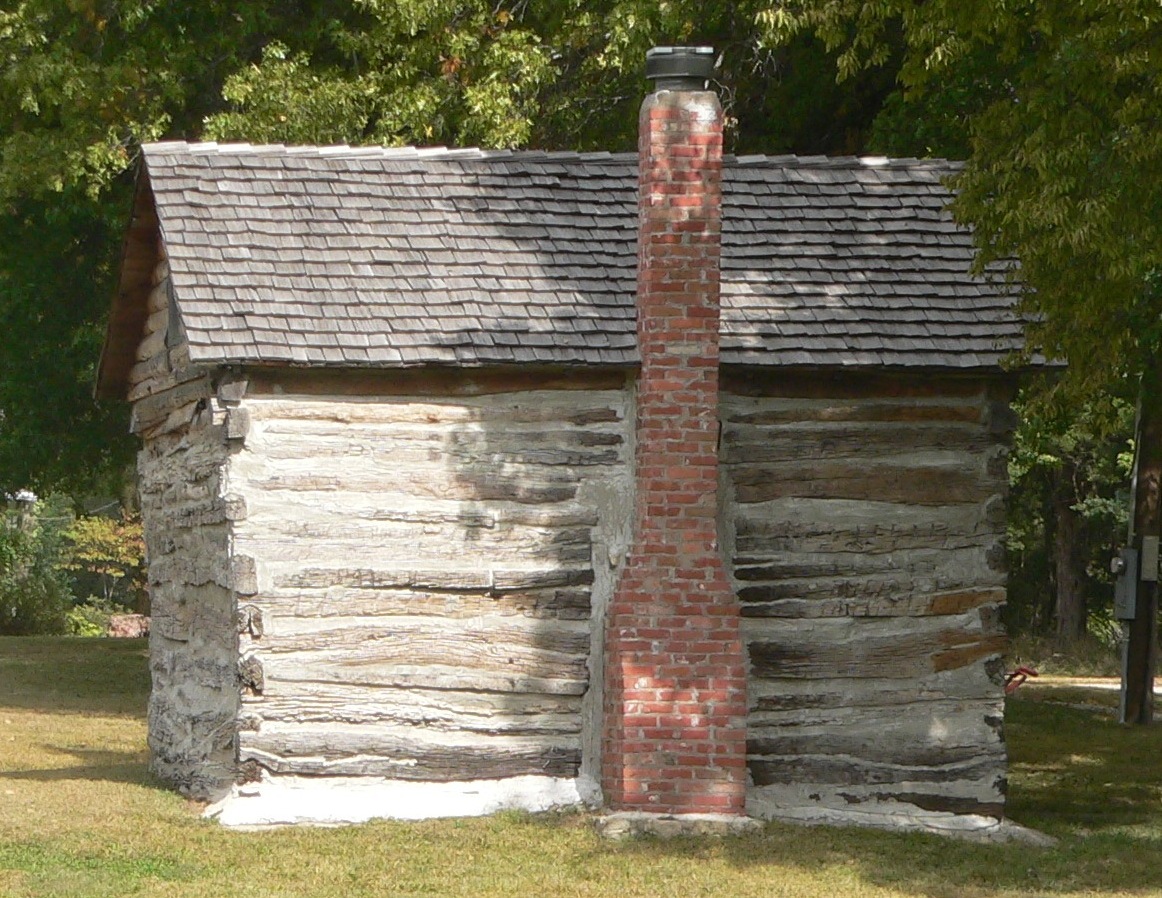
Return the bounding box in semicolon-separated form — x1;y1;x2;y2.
1;638;1161;897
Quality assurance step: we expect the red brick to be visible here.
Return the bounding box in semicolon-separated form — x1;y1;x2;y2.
604;82;745;817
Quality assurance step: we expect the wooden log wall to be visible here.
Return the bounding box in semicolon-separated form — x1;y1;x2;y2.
224;378;632;786
721;372;1014;823
132;248;240;799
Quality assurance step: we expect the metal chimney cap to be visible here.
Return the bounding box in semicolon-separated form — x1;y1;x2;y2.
646;46;716;90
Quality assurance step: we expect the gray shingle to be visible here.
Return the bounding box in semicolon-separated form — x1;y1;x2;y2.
140;141;1026;372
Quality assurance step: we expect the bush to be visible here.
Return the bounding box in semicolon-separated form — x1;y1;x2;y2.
0;495;74;635
65;595;131;636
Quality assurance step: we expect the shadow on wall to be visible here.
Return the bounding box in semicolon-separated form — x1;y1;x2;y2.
437;375;632;792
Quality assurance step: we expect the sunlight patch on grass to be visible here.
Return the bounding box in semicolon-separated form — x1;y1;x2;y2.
2;638;1162;897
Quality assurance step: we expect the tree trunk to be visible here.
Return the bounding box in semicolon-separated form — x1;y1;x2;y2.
1123;364;1162;725
1052;490;1087;645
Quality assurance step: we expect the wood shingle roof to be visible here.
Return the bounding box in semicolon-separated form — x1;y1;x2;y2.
98;142;1026;397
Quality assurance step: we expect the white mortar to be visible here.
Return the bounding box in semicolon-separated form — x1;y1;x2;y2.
205;773;586;827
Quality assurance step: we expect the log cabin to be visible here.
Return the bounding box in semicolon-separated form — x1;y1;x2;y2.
97;47;1028;834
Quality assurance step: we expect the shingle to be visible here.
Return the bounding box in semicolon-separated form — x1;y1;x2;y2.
144;143;1026;371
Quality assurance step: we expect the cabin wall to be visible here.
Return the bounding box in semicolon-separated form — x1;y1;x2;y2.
216;371;633;823
131;249;239;799
721;372;1013;828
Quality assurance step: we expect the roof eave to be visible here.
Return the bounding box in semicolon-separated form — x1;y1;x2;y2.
95;165;159;401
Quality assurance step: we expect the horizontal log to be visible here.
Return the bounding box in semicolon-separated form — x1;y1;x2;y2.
141;402;211;440
748;665;1000;711
128;351;169;389
149;582;235;642
747;706;1005;767
143;305;168;338
733;546;991;582
247;683;581;735
272;565;594;592
731;499;1000;558
932;636;1009;673
147;547;231;590
138;428;228;472
146;277;169;312
262;615;590;659
734;528;993;558
262;586;592;621
235;497;599;532
720;424;992;464
260;633;588;684
245;369;629;398
721;369;1000;400
135;320;167;362
736;569;1005;607
729;461;1000;506
734;497;989;535
245;441;623;474
130;376;212;434
724;402;983;426
748;754;1003;788
137;498;230;531
239;471;580;505
749;632;1006;680
149;476;229;514
140;472;225;507
235;522;593;567
739;587;1005;620
245;392;627;427
239;500;599;532
746;615;1004;680
248;426;624;462
240;723;581;780
261;657;587;696
143;519;230;555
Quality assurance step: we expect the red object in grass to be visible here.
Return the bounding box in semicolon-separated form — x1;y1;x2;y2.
1004;665;1039;694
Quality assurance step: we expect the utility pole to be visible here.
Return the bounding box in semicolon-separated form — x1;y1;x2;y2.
1121;366;1162;724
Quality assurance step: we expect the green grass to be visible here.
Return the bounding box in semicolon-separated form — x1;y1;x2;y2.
2;638;1161;897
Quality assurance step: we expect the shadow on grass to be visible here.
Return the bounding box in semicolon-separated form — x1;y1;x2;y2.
0;745;153;787
600;821;1162;898
1002;695;1162;835
573;697;1162;897
0;636;149;717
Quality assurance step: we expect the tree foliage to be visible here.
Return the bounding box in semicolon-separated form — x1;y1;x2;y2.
4;0;1150;651
0;191;131;494
1006;393;1134;640
0;0;905;496
64;511;145;610
0;495;73;635
763;0;1162;398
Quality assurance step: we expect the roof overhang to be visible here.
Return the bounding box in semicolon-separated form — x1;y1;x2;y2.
95;167;159;400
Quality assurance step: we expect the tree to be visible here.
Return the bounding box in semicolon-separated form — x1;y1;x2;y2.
1006;393;1133;645
0;0;905;497
764;0;1162;721
64;511;146;612
0;191;133;495
0;495;73;635
0;0;365;494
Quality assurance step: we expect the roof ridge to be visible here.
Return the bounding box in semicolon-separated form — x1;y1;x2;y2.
725;153;961;170
141;141;636;164
142;141;959;170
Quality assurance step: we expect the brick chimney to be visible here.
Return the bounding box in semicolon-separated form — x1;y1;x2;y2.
602;46;748;816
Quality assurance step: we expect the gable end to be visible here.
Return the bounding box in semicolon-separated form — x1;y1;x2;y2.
96;170;161;400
